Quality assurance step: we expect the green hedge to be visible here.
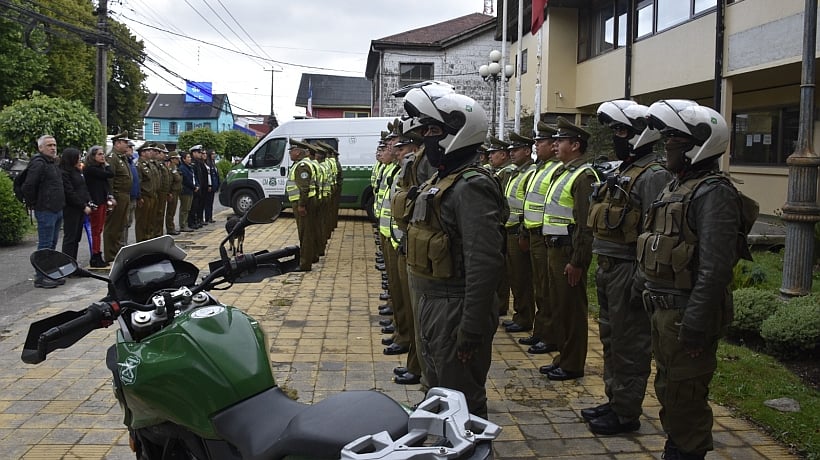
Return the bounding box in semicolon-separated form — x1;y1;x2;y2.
760;293;820;358
0;174;30;246
730;287;782;336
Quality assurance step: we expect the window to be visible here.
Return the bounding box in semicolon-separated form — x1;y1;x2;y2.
203;122;211;130
253;138;286;168
343;111;369;118
399;63;433;86
521;49;528;74
152;121;160;135
657;0;690;31
185;122;193;132
169;122;178;136
731;107;799;166
579;0;720;61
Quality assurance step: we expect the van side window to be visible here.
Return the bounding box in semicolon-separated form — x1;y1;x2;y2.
254;138;286;168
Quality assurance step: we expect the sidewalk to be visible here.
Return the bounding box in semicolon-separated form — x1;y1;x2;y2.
0;209;796;459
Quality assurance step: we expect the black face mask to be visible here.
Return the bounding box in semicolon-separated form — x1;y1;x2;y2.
612;135;632;161
423;135;446;168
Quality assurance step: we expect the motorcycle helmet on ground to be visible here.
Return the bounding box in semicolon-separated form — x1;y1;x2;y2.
402;88;488;161
645;100;729;166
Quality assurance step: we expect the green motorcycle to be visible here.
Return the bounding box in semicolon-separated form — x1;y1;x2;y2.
21;198;500;460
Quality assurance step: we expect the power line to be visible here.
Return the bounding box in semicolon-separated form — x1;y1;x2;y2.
214;0;276;63
118;13;361;73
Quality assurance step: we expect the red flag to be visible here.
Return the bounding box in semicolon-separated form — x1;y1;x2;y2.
531;0;547;34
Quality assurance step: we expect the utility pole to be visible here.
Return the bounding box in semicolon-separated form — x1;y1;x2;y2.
265;68;282;129
781;0;820;297
94;0;108;132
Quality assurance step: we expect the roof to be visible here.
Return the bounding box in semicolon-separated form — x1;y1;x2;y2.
142;93;231;119
294;74;371;108
366;13;496;79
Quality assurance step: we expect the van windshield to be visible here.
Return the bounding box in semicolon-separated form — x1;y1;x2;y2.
254;138;286;167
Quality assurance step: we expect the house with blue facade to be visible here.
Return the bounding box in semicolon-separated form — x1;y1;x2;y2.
142;93;234;149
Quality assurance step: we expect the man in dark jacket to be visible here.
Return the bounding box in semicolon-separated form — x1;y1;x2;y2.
22;135;66;288
178;151;196;232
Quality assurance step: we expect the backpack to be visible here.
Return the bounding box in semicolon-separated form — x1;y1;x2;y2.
13;157;41;206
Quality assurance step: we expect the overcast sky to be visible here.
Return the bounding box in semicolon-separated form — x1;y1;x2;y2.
114;0;492;121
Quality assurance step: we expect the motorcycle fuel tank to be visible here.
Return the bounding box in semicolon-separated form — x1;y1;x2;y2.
114;304;275;438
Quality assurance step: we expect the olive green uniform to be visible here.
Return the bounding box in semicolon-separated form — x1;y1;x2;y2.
503;160;535;329
153;160;171;237
638;171;742;457
589;155;672;423
287;158;317;271
166;162;182;233
541;157;598;374
406;160;505;417
103;150;132;262
135;157;156;242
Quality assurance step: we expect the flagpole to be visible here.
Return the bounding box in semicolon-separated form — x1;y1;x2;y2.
514;0;523;133
500;0;509;138
534;27;543;128
307;78;313;118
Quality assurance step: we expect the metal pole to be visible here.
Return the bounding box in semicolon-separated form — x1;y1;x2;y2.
491;77;498;137
500;0;509;138
94;0;108;132
514;0;523;133
780;0;820;297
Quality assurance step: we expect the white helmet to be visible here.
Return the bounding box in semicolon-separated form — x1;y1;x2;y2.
403;88;487;155
392;80;455;98
646;100;729;165
597;100;661;149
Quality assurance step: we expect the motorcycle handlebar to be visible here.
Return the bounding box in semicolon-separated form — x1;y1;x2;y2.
22;302;118;364
193;246;300;294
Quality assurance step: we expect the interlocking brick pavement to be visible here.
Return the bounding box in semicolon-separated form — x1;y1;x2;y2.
0;209;796;459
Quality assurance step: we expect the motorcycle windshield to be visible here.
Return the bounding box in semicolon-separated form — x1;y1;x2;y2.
109;235;187;282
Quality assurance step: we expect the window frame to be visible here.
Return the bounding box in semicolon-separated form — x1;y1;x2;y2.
730;105;799;167
169;121;178;136
152;121;160;135
399;63;434;87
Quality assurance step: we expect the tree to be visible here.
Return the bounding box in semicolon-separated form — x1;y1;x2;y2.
0;1;49;108
218;130;258;161
178;128;224;153
0;93;104;154
107;21;148;136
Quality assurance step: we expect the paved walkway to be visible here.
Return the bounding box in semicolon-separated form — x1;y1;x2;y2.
0;210;796;459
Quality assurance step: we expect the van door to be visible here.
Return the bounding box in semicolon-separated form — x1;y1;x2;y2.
248;137;288;199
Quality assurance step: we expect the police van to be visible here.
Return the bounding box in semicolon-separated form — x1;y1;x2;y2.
219;117;392;216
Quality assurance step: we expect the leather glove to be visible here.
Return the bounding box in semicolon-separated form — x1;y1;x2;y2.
678;324;706;357
456;329;483;363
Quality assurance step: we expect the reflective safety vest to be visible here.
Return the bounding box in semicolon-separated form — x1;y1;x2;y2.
504;163;535;228
522;160;562;228
286;158;316;203
542;163;597;236
377;163;399;238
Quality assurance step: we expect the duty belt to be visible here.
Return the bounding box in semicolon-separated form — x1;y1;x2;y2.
506;224;521;235
597;255;632;271
526;226;543;234
544;235;572;248
642;290;688;311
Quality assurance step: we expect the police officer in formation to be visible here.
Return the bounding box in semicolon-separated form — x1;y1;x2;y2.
103;132;133;262
165;151;183;235
638;100;747;460
583;100;672;434
286;139;320;272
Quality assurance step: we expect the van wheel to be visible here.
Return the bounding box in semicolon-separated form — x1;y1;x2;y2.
363;193;375;222
232;190;257;215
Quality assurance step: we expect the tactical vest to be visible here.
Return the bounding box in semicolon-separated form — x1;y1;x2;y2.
406;166;495;280
503;163;535;228
588;155;663;245
522;160;562;228
286;158;315;202
542;163;597;236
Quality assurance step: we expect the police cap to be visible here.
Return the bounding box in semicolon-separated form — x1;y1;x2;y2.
534;121;559;140
553;117;591;141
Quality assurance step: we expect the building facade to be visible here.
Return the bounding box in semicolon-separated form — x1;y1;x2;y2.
502;0;819;215
142;93;235;149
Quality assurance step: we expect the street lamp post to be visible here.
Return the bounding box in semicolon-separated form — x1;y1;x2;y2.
479;50;514;138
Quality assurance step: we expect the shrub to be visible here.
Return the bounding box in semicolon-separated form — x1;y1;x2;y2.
216;159;233;182
730;287;781;336
731;262;768;290
760;294;820;358
0;173;30;246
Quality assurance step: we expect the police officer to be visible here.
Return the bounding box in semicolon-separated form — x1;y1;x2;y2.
403;87;505;417
500;127;543;333
638;101;744;460
153;143;171;237
485;135;513;318
518;126;563;353
134;142;157;242
287;139;319;272
103;132;133;262
582;100;672;435
538;117;598;381
166;151;183;235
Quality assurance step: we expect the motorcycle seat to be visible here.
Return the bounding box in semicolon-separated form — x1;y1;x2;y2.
212;386;409;460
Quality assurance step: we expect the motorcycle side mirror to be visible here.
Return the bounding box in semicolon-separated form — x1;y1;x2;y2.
245;197;282;225
31;249;77;280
